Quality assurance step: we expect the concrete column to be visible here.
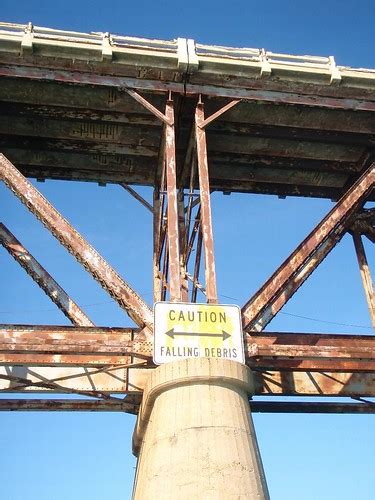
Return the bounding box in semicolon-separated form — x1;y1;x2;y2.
132;357;269;499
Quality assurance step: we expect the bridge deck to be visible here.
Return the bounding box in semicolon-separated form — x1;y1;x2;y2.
0;22;374;199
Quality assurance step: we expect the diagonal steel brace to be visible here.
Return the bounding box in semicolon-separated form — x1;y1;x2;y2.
242;163;375;332
0;154;153;331
0;223;94;326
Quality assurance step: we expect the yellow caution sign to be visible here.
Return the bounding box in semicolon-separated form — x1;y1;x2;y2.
153;302;244;364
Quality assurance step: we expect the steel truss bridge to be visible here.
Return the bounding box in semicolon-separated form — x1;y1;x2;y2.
0;21;374;414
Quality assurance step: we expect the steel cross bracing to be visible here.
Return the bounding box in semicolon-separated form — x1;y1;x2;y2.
0;86;375;413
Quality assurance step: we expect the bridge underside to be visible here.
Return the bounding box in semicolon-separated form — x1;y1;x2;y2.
1;73;374;200
0;22;374;413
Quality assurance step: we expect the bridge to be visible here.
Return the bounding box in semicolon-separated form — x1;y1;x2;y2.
0;22;374;417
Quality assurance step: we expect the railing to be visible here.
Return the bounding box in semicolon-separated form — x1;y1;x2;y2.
0;21;374;82
0;21;178;53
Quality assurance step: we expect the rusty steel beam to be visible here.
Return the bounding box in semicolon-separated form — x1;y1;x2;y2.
0;325;152;366
2;326;374;372
185;82;375;112
178;193;189;301
192;229;203;302
1;65;375;112
0;154;153;330
0;223;94;327
0;372;124;401
178;125;196;190
2;367;373;397
349;208;375;240
195;100;218;303
121;184;153;213
0;363;140;394
0;399;373;414
164;98;182;301
242;163;375;332
245;332;375;372
124;89;171;125
200;99;241;129
153;161;168;302
153;189;163;303
185;206;201;265
249;401;375;414
0;398;138;413
254;370;375;397
352;232;375;328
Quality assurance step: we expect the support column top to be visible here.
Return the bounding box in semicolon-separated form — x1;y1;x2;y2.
133;358;253;454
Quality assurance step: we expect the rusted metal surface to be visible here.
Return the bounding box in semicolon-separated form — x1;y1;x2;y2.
2;363;373;398
200;99;241;129
352;232;375;327
0;23;374;413
242;163;375;332
177;193;189;302
192;229;203;302
0;329;152;365
0;223;94;326
0;23;374;201
0;154;153;331
1;325;374;398
164;98;182;301
0;398;138;413
2;325;375;373
195;100;218;303
0;65;183;94
153;189;163;303
249;402;375;414
0;69;374;199
121;184;153;213
125;89;171;125
254;369;375;397
254;371;375;396
0;64;374;112
246;332;375;372
186;83;375;112
0;367;129;393
0;399;373;414
350;208;375;243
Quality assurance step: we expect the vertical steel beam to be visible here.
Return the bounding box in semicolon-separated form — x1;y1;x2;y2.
178;192;189;301
164;98;182;301
0;153;153;330
192;229;203;302
352;232;375;328
153;189;163;303
242;164;375;332
195;100;218;304
0;223;94;326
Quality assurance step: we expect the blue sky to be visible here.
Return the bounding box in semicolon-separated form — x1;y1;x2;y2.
0;1;374;499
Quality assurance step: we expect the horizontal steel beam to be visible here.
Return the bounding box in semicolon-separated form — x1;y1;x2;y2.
1;365;373;397
254;370;375;397
249;401;375;414
0;325;151;365
246;332;375;372
0;325;374;373
0;65;374;112
0;398;373;414
0;326;374;397
0;398;138;413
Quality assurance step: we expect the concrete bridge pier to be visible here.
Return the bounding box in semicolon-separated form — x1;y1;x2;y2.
132;357;269;499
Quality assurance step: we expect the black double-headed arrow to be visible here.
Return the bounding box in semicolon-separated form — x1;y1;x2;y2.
165;328;231;341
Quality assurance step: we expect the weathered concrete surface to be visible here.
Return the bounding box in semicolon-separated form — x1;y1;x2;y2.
132;358;269;499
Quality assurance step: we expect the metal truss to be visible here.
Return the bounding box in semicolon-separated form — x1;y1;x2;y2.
0;90;374;414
